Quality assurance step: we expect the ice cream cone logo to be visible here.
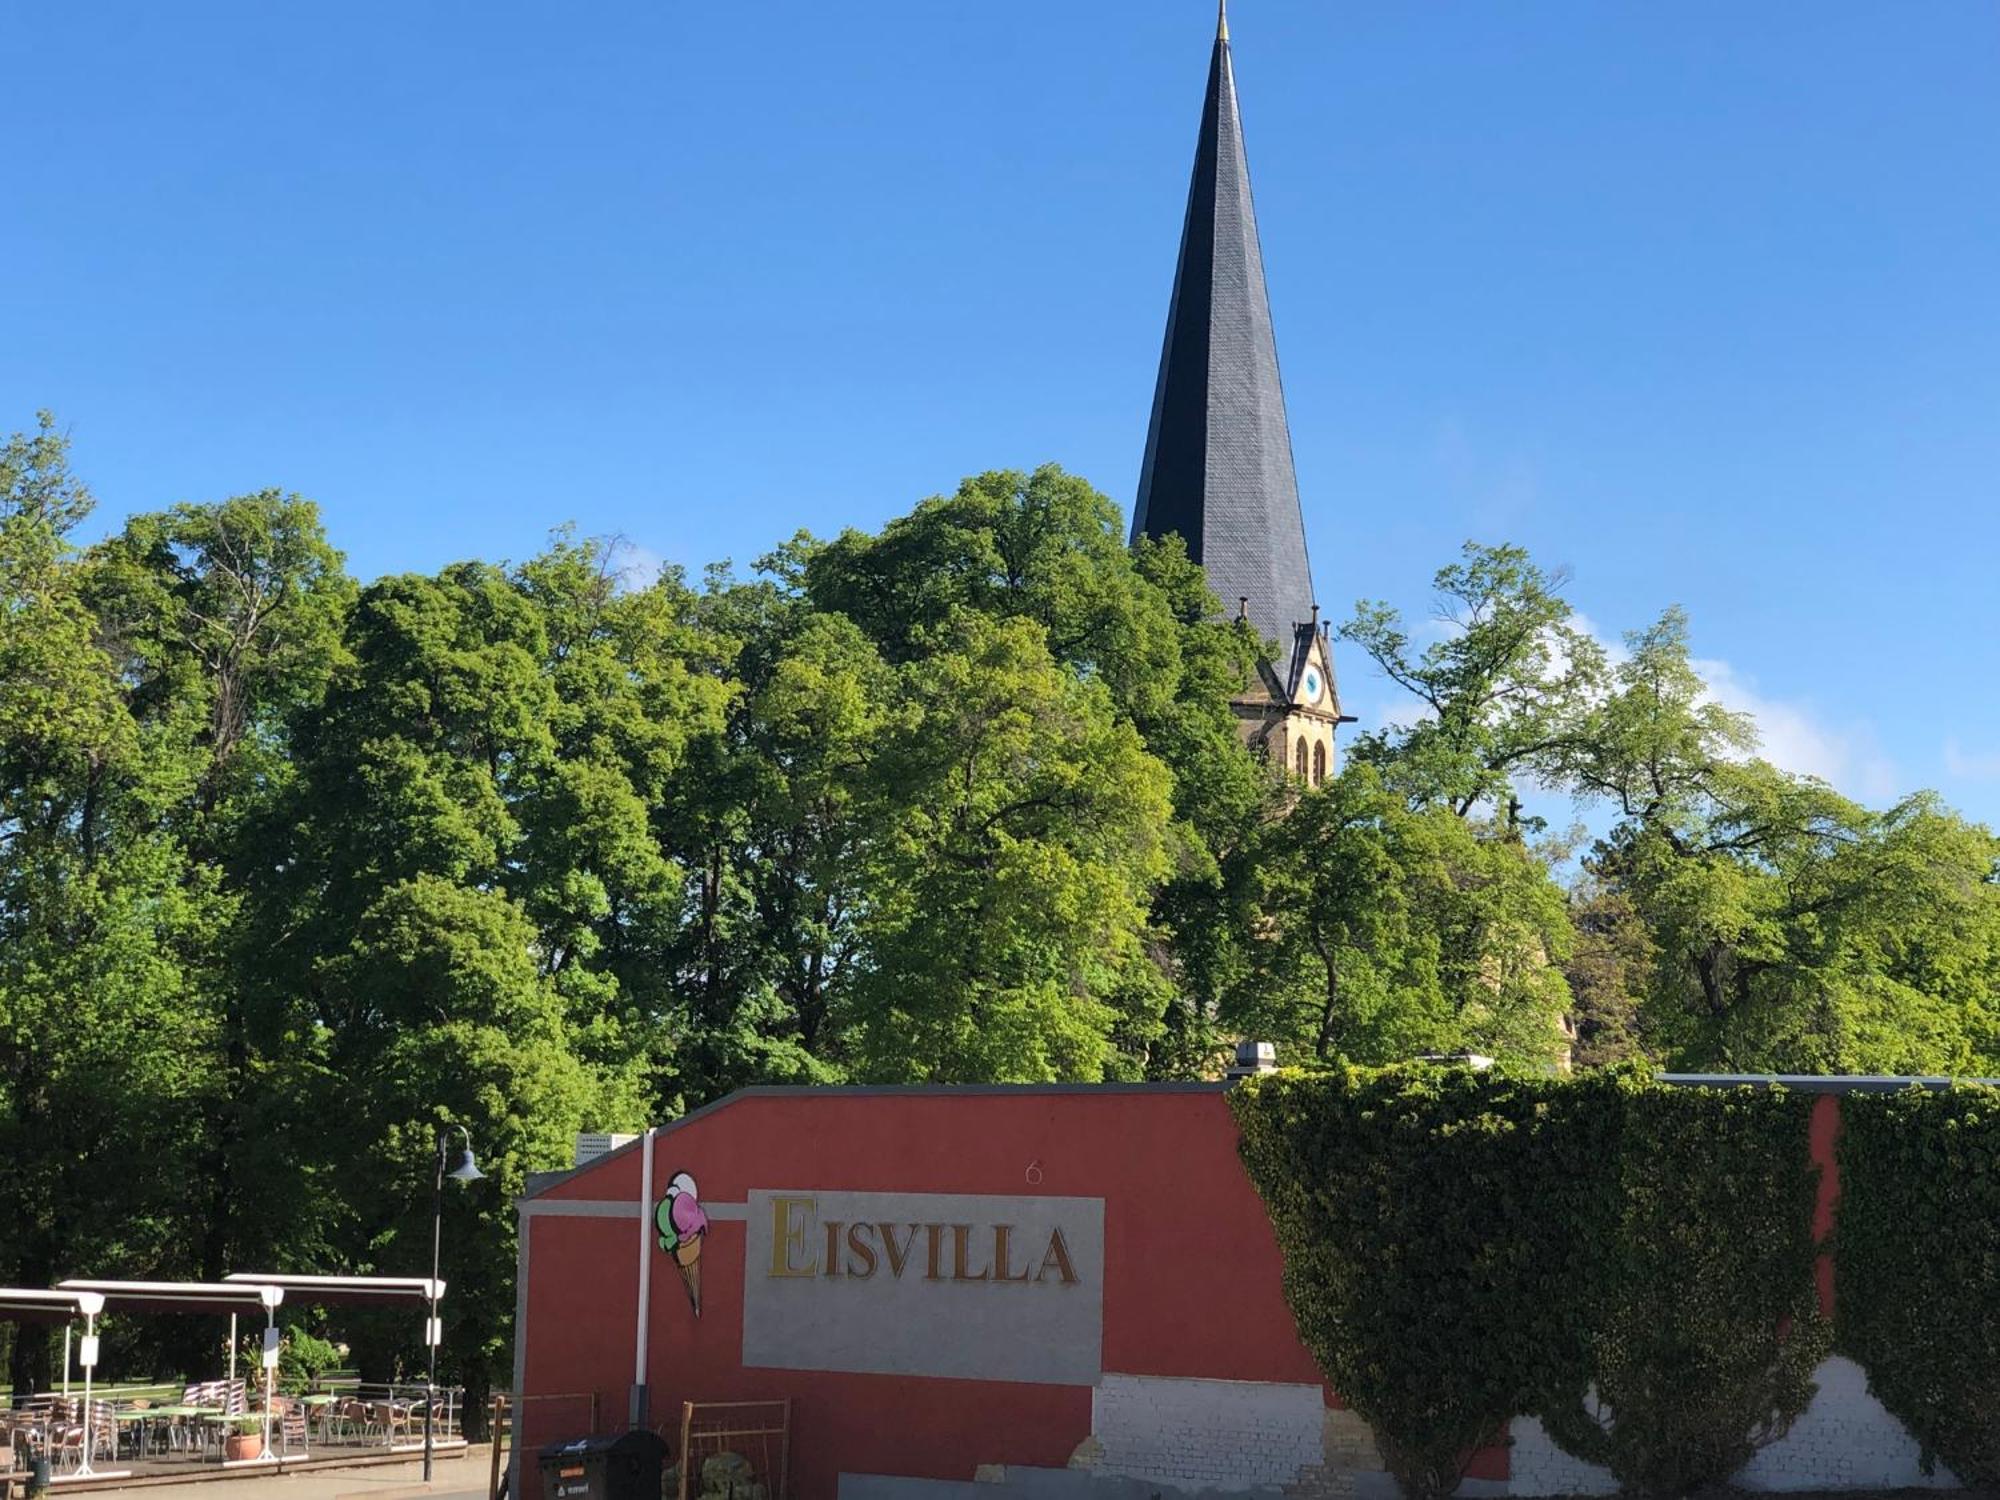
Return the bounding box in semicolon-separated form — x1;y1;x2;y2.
655;1171;710;1316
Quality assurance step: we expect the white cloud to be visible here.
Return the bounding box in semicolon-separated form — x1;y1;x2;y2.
1359;695;1430;737
608;539;668;592
1693;656;1901;803
1342;611;1904;806
1944;739;2000;781
1566;613;1628;669
1571;613;1898;802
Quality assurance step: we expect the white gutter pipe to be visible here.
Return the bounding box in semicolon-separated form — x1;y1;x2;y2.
632;1126;656;1425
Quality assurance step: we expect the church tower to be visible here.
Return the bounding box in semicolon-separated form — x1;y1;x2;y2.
1131;3;1347;783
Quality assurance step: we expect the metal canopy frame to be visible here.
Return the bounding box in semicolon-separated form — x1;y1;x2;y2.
221;1273;444;1306
55;1280;286;1472
1;1290;110;1476
0;1288;103;1323
37;1276;453;1474
56;1280;283;1313
226;1273;457;1467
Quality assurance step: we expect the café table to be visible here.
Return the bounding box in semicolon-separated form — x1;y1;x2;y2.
108;1409;158;1460
299;1395;337;1445
145;1405;226;1460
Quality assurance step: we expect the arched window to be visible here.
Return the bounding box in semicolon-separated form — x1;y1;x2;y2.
1312;742;1327;786
1295;739;1309;778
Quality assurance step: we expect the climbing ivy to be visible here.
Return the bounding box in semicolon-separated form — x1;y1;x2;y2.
1232;1067;1825;1500
1536;1082;1827;1496
1835;1084;2000;1488
1231;1065;1618;1499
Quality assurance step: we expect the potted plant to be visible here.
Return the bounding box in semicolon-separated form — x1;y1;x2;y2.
222;1414;266;1462
282;1331;342;1395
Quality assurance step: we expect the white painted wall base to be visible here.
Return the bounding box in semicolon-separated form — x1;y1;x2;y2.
1085;1374;1327;1492
1734;1357;1958;1492
1508;1357;1958;1496
1506;1415;1619;1498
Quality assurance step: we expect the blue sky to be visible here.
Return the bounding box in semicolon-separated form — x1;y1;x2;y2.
6;2;1998;824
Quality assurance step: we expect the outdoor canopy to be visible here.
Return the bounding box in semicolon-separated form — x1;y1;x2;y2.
55;1279;283;1313
222;1273;445;1306
0;1287;104;1322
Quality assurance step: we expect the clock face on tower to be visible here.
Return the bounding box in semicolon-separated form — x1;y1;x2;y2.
1301;667;1323;703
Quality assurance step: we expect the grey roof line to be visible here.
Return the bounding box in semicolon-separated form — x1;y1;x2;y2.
1131;18;1317;653
519;1081;1232;1200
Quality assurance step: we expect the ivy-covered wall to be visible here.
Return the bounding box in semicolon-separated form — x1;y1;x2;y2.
1835;1086;2000;1489
1232;1068;1997;1500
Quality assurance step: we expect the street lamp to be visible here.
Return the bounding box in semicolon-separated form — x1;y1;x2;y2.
426;1125;484;1482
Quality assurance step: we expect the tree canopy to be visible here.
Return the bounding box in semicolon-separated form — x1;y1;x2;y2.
2;414;1995;1405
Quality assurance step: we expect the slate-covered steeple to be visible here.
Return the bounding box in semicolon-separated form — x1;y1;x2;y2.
1133;5;1345;783
1131;1;1317;653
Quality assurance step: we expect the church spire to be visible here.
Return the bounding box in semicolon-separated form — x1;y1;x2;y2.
1131;8;1316;654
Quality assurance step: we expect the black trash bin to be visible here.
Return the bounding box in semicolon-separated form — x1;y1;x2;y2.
539;1431;669;1500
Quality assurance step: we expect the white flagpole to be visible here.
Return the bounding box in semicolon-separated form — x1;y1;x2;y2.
261;1309;275;1461
77;1313;96;1478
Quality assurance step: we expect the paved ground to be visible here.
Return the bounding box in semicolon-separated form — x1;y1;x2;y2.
77;1446;495;1500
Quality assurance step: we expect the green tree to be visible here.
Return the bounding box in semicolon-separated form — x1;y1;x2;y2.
805;465;1264;1075
84;492;356;1299
1239;765;1573;1067
250;557;652;1415
1342;543;1605;820
721;610;894;1077
1562;875;1656;1068
510;533;735;1108
851;613;1175;1081
319;875;607;1406
0;417;225;1388
653;564;890;1106
1127;533;1272;1076
1565;610;2000;1072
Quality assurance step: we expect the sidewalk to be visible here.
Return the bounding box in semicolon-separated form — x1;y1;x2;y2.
51;1445;493;1500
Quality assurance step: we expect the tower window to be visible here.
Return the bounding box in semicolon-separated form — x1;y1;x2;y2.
1295;740;1309;778
1313;742;1327;786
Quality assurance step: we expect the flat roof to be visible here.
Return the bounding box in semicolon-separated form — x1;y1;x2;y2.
523;1073;2000;1200
0;1288;103;1322
1659;1074;2000;1091
57;1280;282;1312
224;1273;444;1305
522;1082;1234;1199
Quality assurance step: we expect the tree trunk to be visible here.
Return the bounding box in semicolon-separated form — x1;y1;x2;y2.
1314;936;1342;1060
462;1359;493;1441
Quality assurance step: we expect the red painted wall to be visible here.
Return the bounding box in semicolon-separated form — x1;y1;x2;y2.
1809;1092;1841;1317
524;1084;1850;1496
521;1088;1330;1497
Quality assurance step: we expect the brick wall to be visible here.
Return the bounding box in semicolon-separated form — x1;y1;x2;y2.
1506;1357;1959;1496
1084;1374;1327;1490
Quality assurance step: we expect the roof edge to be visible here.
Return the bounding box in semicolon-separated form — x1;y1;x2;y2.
521;1082;1233;1201
519;1075;2000;1200
1658;1073;1999;1092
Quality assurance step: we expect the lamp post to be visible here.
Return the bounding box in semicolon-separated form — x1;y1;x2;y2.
427;1125;484;1482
